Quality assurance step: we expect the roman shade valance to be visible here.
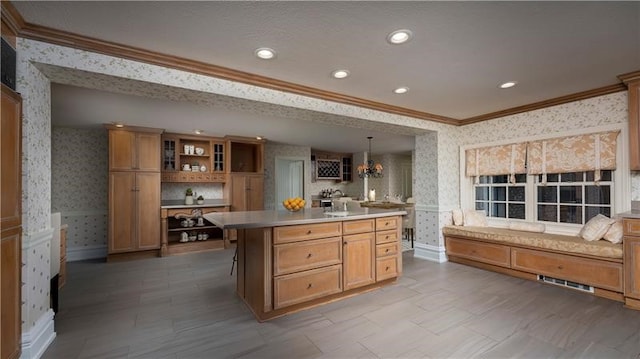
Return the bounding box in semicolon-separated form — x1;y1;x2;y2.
465;143;527;183
527;131;619;183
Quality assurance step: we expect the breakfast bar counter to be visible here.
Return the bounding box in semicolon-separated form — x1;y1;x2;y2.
203;208;406;321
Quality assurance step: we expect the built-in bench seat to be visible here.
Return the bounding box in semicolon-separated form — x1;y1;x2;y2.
442;225;629;306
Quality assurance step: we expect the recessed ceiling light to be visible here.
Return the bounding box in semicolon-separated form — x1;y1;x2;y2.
499;81;518;89
393;87;409;94
256;136;264;140
387;29;413;44
255;47;276;60
113;122;124;128
194;129;203;135
331;70;350;79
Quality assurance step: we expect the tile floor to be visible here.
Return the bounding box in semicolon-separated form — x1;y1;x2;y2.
43;248;640;358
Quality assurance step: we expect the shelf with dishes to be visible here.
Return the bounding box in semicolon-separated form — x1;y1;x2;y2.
162;133;226;182
160;206;230;256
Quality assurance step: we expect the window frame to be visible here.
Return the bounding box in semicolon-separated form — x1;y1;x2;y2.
459;123;629;236
474;174;527;220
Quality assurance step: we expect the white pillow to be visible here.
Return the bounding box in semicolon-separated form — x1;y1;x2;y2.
508;221;545;233
603;219;623;244
463;210;487;227
580;214;615;242
452;209;464;226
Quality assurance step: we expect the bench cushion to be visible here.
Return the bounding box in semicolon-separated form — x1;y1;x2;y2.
443;225;622;259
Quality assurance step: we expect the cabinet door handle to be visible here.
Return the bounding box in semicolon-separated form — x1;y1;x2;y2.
306;230;312;235
307;253;312;258
385;248;390;253
307;283;313;289
385;266;390;271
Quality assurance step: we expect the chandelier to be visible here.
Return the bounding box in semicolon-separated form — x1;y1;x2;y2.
357;137;383;179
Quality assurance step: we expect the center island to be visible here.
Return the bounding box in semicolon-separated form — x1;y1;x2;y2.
203;207;406;321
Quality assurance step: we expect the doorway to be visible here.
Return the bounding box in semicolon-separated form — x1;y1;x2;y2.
275;157;305;206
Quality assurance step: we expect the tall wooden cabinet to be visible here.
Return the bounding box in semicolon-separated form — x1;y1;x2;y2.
231;174;264;211
107;126;163;258
1;83;22;359
622;218;640;310
622;72;640;170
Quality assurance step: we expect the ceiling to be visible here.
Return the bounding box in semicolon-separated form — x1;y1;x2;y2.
10;1;640;153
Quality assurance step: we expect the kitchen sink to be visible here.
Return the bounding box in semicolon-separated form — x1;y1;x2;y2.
324;211;350;217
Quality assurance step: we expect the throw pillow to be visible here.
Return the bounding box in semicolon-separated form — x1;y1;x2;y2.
452;209;464;226
579;214;615;242
463;209;487;227
603;219;623;244
508;221;546;233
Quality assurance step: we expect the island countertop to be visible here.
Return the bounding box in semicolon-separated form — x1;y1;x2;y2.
203;207;406;229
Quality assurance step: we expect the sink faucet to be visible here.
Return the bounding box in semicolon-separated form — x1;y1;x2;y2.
332;189;343;197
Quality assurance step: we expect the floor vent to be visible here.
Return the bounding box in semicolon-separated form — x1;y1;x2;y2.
537;274;594;293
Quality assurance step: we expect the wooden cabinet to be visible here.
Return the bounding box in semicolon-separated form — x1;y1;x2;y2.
623;73;640;170
231;174;264;211
1;83;22;359
107;127;162;258
161;133;226;183
343;232;375;290
59;225;67;288
109;172;161;253
342;156;353;182
374;216;402;281
227;137;264;174
108;129;161;172
160;206;229;256
623;218;640;309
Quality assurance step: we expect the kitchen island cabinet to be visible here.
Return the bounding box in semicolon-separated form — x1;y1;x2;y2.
204;208;405;321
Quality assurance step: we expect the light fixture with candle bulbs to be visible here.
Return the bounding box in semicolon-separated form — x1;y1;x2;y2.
357;136;383;179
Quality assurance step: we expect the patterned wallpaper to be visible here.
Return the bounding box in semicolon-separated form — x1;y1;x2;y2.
16;38;54;332
51;127;109;252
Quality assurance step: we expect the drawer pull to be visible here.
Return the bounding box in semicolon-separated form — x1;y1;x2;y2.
386;266;390;271
385;248;390;253
307;283;313;289
307;253;313;258
557;265;563;270
385;222;389;226
307;230;312;235
385;235;389;239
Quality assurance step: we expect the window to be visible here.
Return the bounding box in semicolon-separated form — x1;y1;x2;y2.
474;174;526;219
536;171;612;224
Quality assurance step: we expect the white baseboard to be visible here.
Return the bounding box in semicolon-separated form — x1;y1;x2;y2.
21;309;56;359
413;243;448;263
67;245;107;262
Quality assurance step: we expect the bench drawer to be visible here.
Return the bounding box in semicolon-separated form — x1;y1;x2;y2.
376;216;399;231
343;219;375;235
376;242;398;258
376;256;398;281
274;222;342;244
511;248;623;292
445;237;511;267
274;237;342;276
273;264;342;309
376;229;398;244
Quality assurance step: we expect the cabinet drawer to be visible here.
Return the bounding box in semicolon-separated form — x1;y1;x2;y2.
511;248;623;292
274;237;342;276
376;216;398;231
445;237;511;267
376;229;398;244
274;222;342;244
274;264;342;309
343;219;375;235
376;242;398;258
623;218;640;236
376;256;398;281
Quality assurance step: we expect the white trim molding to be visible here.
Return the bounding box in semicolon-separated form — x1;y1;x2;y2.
20;309;56;359
67;244;107;262
413;243;448;263
21;228;54;250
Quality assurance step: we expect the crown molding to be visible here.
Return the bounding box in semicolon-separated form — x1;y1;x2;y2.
460;83;627;126
619;70;640;84
1;1;23;35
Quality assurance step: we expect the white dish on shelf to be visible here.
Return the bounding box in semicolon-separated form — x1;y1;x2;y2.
195;147;205;155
